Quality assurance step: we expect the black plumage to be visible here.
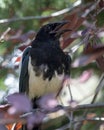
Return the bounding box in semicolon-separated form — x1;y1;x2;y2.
19;21;71;130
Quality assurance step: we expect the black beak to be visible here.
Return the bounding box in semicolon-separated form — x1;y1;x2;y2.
50;21;71;37
54;21;69;31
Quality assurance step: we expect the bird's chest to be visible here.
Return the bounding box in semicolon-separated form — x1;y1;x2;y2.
28;58;64;99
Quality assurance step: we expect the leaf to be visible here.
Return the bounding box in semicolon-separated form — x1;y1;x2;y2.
37;94;58;111
83;44;104;54
61;13;85;49
7;93;32;115
6;123;22;130
72;47;104;67
7;30;36;44
63;13;79;31
63;13;84;36
99;0;104;8
0;104;20;129
0;94;33;130
96;56;104;71
27;111;45;130
6;124;16;130
96;9;104;27
14;123;22;130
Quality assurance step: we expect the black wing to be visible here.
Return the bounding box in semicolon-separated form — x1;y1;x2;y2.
19;46;31;93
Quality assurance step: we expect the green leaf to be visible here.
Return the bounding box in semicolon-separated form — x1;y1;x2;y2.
96;10;104;27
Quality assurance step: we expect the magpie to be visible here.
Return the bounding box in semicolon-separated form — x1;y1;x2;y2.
19;21;71;130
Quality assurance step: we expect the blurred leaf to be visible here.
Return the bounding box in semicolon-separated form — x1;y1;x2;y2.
61;13;85;49
96;10;104;27
72;47;104;67
27;111;45;130
72;41;104;67
7;30;36;44
99;0;104;8
7;93;32;115
96;56;104;71
37;94;58;111
6;123;22;130
63;13;79;31
83;44;104;54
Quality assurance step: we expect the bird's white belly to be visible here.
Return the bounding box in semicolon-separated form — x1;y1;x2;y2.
28;58;64;99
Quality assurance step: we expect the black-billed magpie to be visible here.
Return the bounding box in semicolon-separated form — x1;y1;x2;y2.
19;21;71;129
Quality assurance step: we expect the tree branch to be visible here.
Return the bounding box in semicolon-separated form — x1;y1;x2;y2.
0;0;81;24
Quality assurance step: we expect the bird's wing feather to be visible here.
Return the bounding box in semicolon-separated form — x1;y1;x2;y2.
19;46;31;93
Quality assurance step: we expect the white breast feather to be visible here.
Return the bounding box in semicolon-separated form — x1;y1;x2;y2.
28;57;64;99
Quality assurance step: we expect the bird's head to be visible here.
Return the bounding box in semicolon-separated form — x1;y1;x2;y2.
35;21;71;41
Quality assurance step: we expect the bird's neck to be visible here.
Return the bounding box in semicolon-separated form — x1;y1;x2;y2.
35;31;58;42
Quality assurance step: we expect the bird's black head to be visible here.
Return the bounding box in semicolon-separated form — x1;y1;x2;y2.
35;21;70;41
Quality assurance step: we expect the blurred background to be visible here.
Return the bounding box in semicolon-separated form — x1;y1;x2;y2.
0;0;104;129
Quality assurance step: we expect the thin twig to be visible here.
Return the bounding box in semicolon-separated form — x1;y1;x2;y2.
82;0;100;18
0;27;11;42
67;84;73;101
91;74;104;104
0;0;81;24
66;103;104;112
74;117;104;123
19;103;104;118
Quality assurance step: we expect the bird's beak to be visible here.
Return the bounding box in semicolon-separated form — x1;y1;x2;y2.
50;21;71;37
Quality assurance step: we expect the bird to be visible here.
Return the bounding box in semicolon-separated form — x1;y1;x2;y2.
19;21;71;130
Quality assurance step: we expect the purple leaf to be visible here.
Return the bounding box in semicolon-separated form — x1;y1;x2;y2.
27;111;45;130
7;93;32;115
37;94;58;111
